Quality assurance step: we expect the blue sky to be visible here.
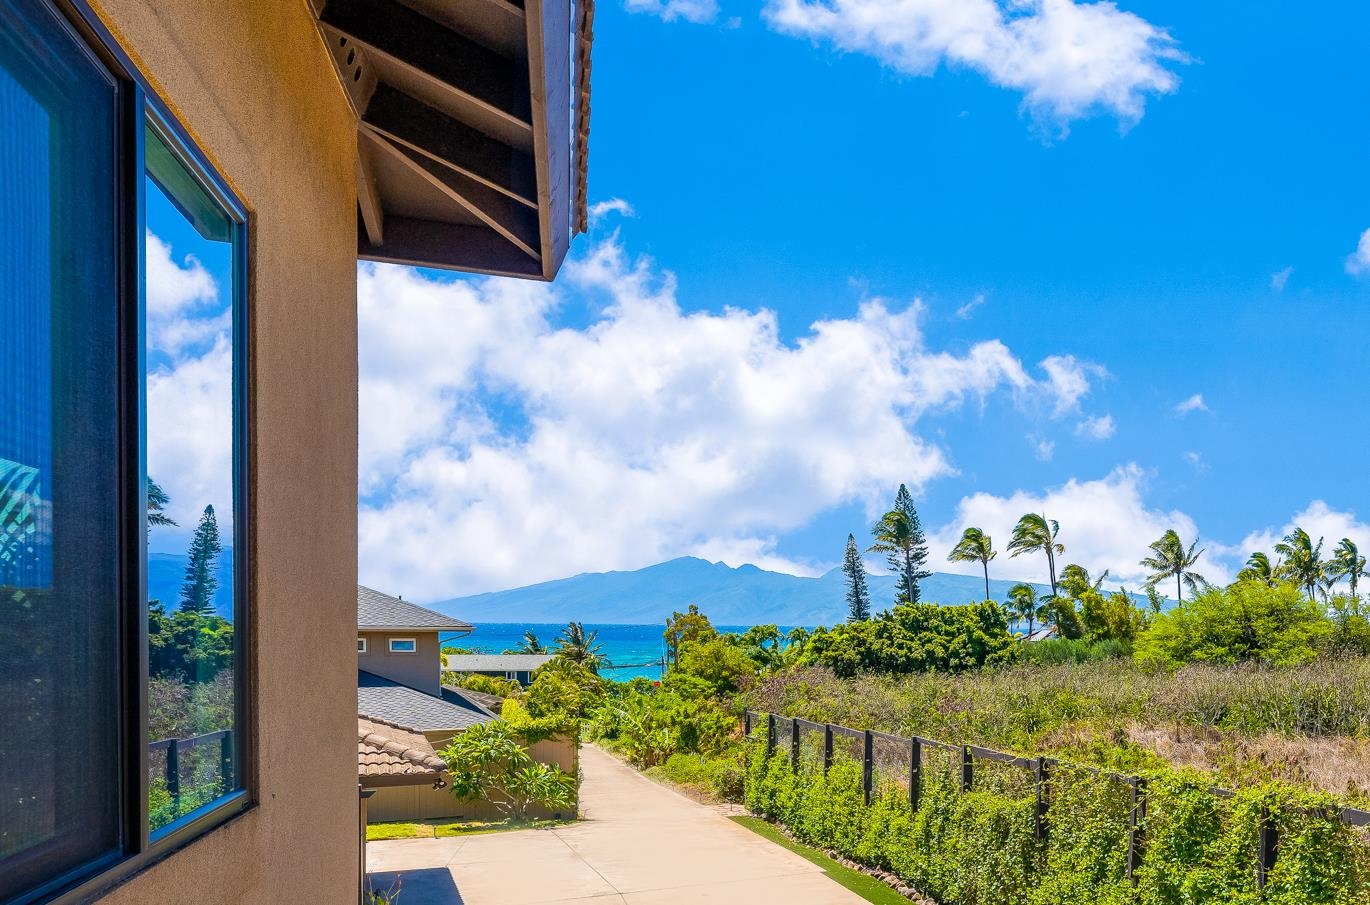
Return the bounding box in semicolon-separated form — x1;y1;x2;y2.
347;0;1370;598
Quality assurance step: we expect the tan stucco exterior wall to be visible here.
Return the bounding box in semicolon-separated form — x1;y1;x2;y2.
358;630;442;694
86;1;360;902
365;736;581;823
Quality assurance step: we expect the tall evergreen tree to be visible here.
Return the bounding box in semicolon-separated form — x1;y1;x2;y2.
868;484;931;605
842;533;871;622
179;505;223;615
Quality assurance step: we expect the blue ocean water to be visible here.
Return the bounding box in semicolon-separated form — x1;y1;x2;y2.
441;623;778;681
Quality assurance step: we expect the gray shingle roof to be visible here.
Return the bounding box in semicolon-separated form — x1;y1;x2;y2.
357;585;473;632
357;671;495;732
444;654;555;673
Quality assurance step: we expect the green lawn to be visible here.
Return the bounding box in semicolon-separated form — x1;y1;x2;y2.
729;816;912;905
366;817;574;841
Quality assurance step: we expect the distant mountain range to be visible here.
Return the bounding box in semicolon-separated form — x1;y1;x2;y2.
148;549;235;618
432;556;1053;626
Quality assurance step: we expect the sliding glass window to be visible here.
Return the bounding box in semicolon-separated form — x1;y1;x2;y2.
143;117;246;838
0;1;249;901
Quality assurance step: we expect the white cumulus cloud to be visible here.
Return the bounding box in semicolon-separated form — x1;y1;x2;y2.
1346;229;1370;276
1271;266;1293;293
1175;393;1208;416
357;235;1102;598
762;0;1185;130
589;198;636;224
930;464;1204;589
1075;414;1115;440
625;0;719;23
1237;502;1370;576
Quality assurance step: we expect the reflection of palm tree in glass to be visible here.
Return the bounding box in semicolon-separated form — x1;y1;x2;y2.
148;477;177;531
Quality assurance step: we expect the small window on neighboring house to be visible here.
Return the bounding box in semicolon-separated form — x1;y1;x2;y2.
357;638;367;653
505;671;518;681
389;638;417;653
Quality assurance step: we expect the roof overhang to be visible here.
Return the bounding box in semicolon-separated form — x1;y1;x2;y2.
310;0;591;280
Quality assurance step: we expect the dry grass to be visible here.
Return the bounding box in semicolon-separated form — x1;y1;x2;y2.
744;658;1370;798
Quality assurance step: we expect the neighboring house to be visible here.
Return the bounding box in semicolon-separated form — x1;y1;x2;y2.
354;587;576;822
1023;625;1060;642
444;653;555;686
1;1;588;903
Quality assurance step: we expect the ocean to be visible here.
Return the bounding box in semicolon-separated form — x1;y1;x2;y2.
442;622;779;681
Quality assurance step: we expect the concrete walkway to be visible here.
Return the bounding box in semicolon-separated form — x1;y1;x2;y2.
366;745;869;904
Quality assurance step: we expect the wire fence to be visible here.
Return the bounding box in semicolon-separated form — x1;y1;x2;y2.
743;710;1370;891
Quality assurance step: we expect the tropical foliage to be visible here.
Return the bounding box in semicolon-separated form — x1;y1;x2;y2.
440;721;577;820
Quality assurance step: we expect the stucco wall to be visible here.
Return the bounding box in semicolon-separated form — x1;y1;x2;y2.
86;1;360;902
358;630;442;694
365;736;580;823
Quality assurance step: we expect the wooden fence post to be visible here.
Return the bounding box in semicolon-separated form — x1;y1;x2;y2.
823;724;834;775
961;745;974;793
909;737;922;813
862;730;874;806
1127;778;1146;884
766;713;777;759
166;738;180;802
1257;804;1279;890
790;718;801;770
1034;757;1049;842
743;711;752;739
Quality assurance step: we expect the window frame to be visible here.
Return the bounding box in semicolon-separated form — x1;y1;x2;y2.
5;2;255;903
388;638;418;654
358;637;368;653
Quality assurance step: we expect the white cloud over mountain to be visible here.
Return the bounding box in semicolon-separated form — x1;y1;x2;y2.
761;0;1185;128
357;234;1105;598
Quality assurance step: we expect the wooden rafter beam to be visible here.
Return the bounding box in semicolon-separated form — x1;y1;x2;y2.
364;84;538;207
359;216;544;278
320;0;531;125
364;128;540;260
355;139;385;246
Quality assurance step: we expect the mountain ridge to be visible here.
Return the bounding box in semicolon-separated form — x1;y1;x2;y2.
429;556;1052;626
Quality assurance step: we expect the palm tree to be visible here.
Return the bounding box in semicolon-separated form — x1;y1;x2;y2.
1274;528;1326;602
868;510;929;605
1006;513;1064;598
148;477;177;530
1005;582;1039;637
1326;538;1367;603
1059;563;1109;599
517;631;546;655
1140;529;1206;604
1236;551;1280;587
947;527;997;601
555;621;607;672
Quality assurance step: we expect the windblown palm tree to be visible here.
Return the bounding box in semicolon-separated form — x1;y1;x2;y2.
1005;582;1039;638
148;478;177;530
868;509;929;605
518;631;546;655
1140;529;1206;604
1006;513;1064;598
1059;563;1109;599
555;621;608;672
947;527;997;601
1236;551;1280;588
1326;538;1367;603
1274;528;1326;602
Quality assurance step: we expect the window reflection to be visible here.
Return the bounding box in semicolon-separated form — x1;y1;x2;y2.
143;123;240;834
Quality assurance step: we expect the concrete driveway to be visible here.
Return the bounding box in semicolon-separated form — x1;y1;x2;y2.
366;745;870;904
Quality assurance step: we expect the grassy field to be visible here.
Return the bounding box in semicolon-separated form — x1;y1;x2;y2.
730;816;916;905
742;658;1370;802
365;817;574;841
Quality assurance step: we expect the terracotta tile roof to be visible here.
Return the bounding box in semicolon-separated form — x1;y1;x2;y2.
358;716;447;778
357;585;473;632
573;0;594;235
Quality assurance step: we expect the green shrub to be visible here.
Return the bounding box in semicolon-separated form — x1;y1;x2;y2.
742;741;1370;904
1135;581;1332;669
